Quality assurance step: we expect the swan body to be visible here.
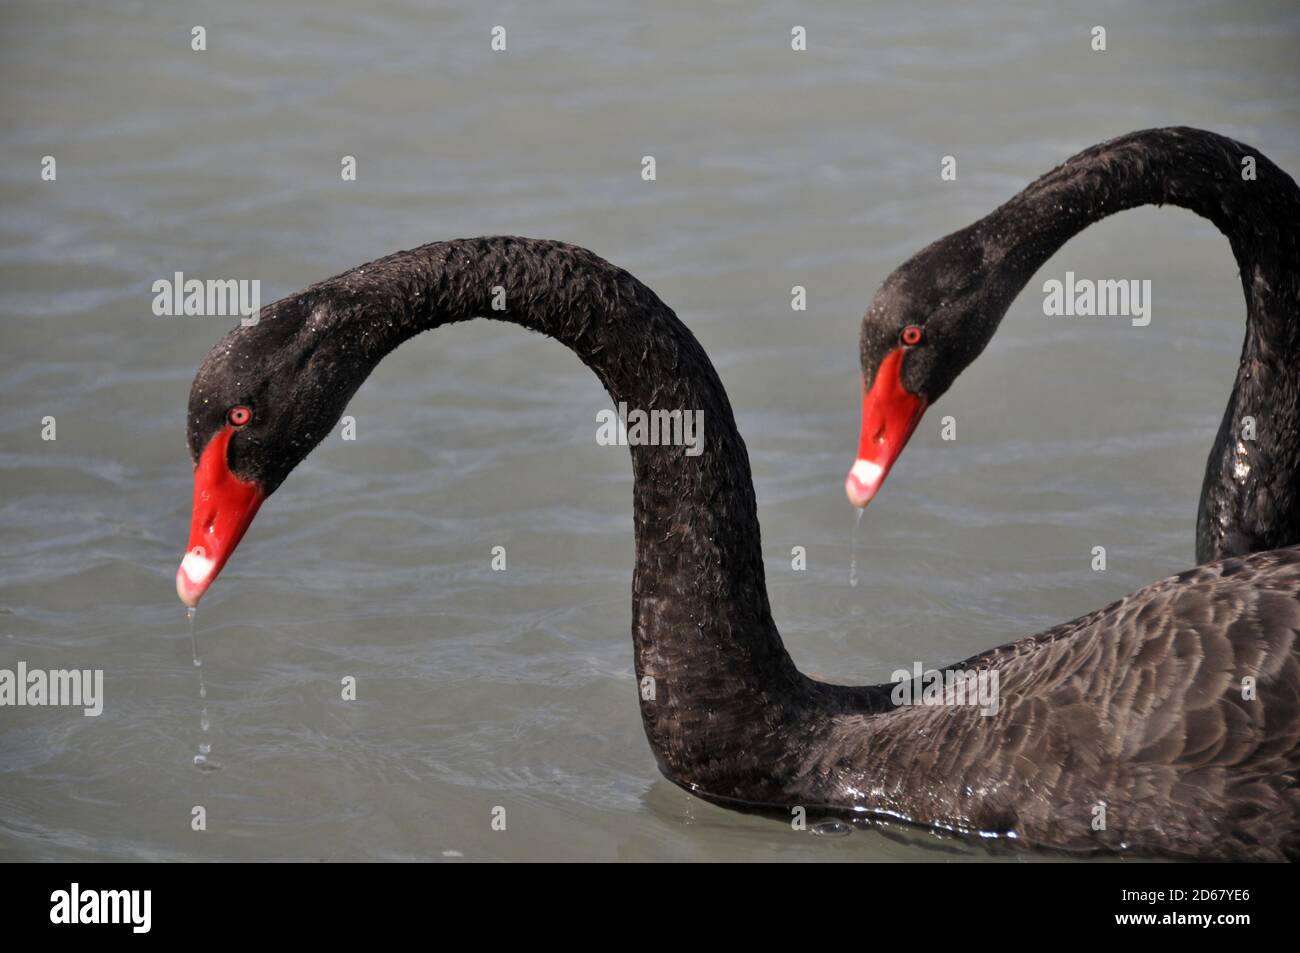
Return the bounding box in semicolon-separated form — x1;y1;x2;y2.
179;227;1299;860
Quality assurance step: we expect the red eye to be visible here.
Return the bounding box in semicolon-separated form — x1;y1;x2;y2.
900;325;924;346
227;406;252;427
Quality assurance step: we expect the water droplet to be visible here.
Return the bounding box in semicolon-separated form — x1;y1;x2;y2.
849;508;865;588
192;753;221;773
187;607;219;770
812;819;852;837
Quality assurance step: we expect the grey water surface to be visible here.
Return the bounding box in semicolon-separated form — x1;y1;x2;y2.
2;0;1299;861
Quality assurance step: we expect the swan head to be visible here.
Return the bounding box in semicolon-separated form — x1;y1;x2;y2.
846;229;1003;507
176;297;362;606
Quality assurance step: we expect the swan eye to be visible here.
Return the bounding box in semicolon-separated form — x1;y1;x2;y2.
900;325;924;347
227;406;253;428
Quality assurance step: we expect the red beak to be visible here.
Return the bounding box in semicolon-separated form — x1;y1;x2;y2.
176;426;264;607
845;347;927;507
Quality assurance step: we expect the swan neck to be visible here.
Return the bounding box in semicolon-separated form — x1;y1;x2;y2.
309;237;807;786
978;128;1300;561
981;127;1297;306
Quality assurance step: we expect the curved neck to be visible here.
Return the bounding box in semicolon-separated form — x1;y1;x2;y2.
294;236;806;785
975;128;1300;562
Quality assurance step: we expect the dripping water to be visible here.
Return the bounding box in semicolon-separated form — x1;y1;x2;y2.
187;607;220;772
849;507;865;588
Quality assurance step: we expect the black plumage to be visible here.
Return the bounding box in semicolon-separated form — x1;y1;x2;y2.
187;230;1299;861
858;127;1300;563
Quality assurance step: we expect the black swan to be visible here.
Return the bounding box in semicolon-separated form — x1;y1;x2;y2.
846;127;1300;565
177;236;1300;861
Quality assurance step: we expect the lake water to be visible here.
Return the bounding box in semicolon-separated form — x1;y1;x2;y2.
2;0;1298;861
